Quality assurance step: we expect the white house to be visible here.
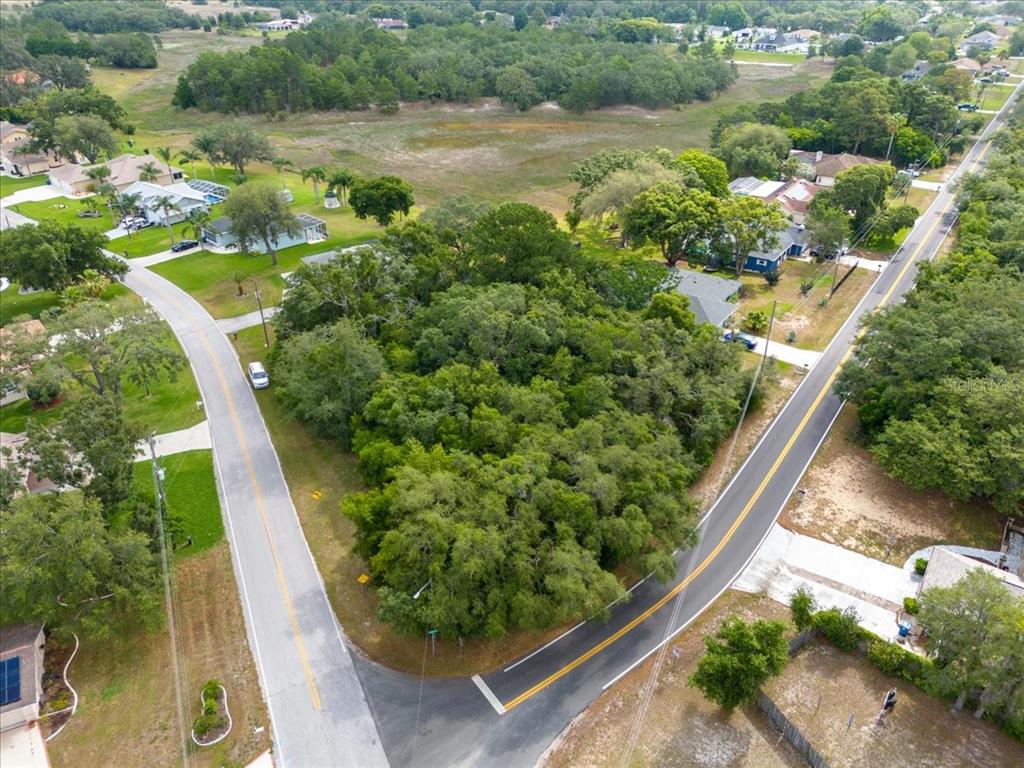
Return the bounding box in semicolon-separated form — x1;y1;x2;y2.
120;180;210;225
0;624;45;733
752;31;811;54
733;26;776;49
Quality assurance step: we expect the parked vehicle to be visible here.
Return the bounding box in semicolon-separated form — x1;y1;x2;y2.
76;209;101;218
957;102;978;111
121;216;152;231
979;76;993;83
170;239;199;253
248;361;270;389
723;331;758;351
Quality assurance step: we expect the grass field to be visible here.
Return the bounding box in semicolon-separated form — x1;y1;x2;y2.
0;173;47;196
93;29;834;212
133;449;223;557
729;49;811;64
7;196;117;231
978;84;1012;112
0;282;130;326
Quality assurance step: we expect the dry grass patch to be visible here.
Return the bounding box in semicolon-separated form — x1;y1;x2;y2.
542;591;801;768
48;544;270;768
779;408;1004;565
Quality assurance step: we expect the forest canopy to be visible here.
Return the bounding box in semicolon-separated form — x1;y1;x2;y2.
172;15;736;114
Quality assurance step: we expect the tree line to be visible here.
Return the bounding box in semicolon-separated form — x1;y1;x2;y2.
267;198;756;639
172;15;736;115
835;117;1024;516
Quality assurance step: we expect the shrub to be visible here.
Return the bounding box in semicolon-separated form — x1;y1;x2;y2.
763;268;781;287
903;596;919;615
192;712;225;738
800;278;814;296
26;370;62;406
785;330;797;344
914;557;928;576
744;309;769;334
812;606;862;651
201;679;222;702
790;587;817;631
866;639;934;686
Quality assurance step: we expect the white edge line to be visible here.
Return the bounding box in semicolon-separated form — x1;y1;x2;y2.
601;401;847;692
472;674;507;715
124;268;289;767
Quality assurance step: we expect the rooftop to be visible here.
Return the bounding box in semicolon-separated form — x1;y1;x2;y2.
673;270;742;327
0;624;43;713
729;177;786;199
919;546;1024;598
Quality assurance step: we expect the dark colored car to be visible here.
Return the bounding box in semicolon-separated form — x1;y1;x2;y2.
170;239;199;253
723;331;758;351
957;103;978;111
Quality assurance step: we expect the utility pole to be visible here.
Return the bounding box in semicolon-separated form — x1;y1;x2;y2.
760;299;778;369
148;437;193;768
246;277;270;347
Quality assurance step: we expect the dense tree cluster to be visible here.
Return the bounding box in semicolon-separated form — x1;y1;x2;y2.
0;221;127;292
24;1;197;33
172;16;735;115
270;202;753;638
835;120;1024;516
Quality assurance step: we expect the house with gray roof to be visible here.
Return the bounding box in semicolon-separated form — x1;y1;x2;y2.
0;624;45;733
673;270;742;327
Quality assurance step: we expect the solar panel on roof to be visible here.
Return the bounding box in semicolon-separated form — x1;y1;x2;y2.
0;656;21;706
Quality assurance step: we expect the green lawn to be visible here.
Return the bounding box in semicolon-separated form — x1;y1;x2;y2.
150;227;379;318
728;49;810;64
0;174;47;196
0;282;130;326
8;196;117;231
0;327;203;434
132;449;223;557
978;86;1011;112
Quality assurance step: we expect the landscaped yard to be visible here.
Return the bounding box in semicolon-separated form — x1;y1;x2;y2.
132;449;223;557
736;259;877;351
8;196;117;232
0;282;130;326
978;84;1012;112
0;173;47;196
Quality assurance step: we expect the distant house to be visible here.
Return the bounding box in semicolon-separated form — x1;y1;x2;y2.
0;624;45;733
916;546;1024;599
201;213;328;252
372;17;407;30
753;31;810;54
949;57;983;74
728;176;787;199
255;19;301;31
773;179;823;224
981;15;1021;27
673;270;742;327
733;27;774;48
706;25;731;39
960;30;1000;52
120;181;210;225
788;150;879;187
0;122;66;178
744;224;808;274
902;60;934;81
48;153;183;196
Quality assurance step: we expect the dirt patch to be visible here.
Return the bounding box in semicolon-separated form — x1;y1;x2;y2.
47;544;270;768
764;640;1024;768
780;408;1004;565
542;591;801;768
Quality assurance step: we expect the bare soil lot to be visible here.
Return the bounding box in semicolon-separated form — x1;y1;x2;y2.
780;408;1004;565
48;544;270;768
764;640;1024;768
542;591;801;768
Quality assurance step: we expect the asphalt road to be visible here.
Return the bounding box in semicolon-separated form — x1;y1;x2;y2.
125;82;1018;768
124;267;388;768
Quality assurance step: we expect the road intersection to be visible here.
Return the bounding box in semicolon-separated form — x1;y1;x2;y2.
124;82;1019;767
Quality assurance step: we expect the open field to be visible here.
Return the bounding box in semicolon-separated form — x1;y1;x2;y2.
779;408;1004;566
764;640;1024;767
94;29;833;211
978;84;1013;112
47;543;271;768
737;260;877;351
133;449;223;557
543;591;800;768
729;50;811;64
8;196;117;232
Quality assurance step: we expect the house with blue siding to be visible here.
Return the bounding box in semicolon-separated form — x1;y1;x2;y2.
744;224;808;273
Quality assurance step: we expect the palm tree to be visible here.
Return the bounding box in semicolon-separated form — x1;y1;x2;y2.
884;112;907;162
327;169;355;206
79;269;109;298
138;161;161;183
181;207;212;250
192;135;218;180
85;164;111;193
301;165;326;203
155;146;175;178
117;192;142;238
152;196;180;244
271;157;293;190
177;149;202;180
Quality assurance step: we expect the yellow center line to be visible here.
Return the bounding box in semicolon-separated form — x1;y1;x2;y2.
142;276;322;710
502;139;994;712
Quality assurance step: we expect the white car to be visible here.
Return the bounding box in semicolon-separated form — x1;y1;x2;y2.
247;361;270;390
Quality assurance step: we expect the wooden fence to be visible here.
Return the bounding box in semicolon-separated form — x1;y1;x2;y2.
756;690;831;768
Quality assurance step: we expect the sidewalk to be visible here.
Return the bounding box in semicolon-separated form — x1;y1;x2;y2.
733;524;919;639
134;420;212;462
217;305;280;335
910;179;943;191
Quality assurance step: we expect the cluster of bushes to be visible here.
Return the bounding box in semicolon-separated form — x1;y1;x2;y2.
172;15;735;115
192;680;226;739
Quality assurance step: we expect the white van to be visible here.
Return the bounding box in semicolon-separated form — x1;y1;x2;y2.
247;361;269;390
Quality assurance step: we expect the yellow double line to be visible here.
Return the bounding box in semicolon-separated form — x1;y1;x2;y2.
502;139;995;712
